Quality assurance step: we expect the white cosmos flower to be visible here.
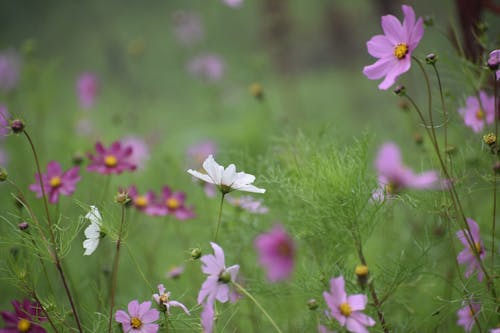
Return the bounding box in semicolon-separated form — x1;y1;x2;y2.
83;205;102;256
187;155;265;194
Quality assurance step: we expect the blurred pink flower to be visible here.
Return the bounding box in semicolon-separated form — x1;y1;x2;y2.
152;284;190;315
254;224;295;282
0;299;46;333
187;140;218;165
87;141;137;175
456;218;486;281
157;186;196;220
187;54;225;82
372;142;442;201
172;11;204;46
0;105;10;137
121;136;150;170
0;147;8;166
115;300;159;333
227;195;269;214
363;5;424;90
29;161;81;204
458;91;495;133
0;49;21;93
223;0;243;8
76;72;99;109
166;265;184;279
488;49;500;79
490;329;500;333
457;302;480;332
127;186;162;216
323;276;375;333
318;325;336;333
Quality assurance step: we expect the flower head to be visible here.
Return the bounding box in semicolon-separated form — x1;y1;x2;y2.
87;141;137;175
29;161;81;204
0;49;21;93
83;205;103;256
458;91;495;133
152;284;190;315
166;265;184;279
187;54;225;82
0;298;46;333
323;276;375;333
172;11;204;46
121;136;150;170
254;224;295;282
127;186;161;216
456;218;486;281
76;72;99;109
226;195;269;214
363;5;424;90
487;49;500;76
457;302;480;332
115;300;159;333
188;155;265;194
157;186;195;220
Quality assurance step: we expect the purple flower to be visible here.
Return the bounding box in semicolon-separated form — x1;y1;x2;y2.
372;142;442;201
323;276;375;333
76;72;99;109
363;5;424;90
166;265;184;279
457;302;480;332
115;300;159;333
198;242;240;306
87;141;137;175
458;91;495;133
0;49;21;93
0;298;46;333
200;302;215;333
29;161;81;204
127;186;161;216
152;284;190;315
0;105;10;137
172;11;204;46
121;136;150;170
226;195;269;214
254;224;295;282
223;0;243;8
456;218;486;281
187;54;225;82
487;49;500;78
157;186;195;220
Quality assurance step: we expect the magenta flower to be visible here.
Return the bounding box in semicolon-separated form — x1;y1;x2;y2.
87;141;137;175
223;0;243;7
0;299;46;333
457;302;480;332
363;5;424;90
0;49;21;93
76;72;99;109
198;242;240;306
121;136;150;170
0;105;10;137
187;54;225;82
372;142;442;201
127;186;161;216
254;224;295;282
456;218;486;281
172;11;204;46
323;276;375;333
157;186;195;220
458;91;495;133
227;195;269;214
152;284;190;315
29;161;81;204
115;300;159;333
488;49;500;79
200;302;215;333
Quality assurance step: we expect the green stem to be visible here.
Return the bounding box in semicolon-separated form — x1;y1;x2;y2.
492;71;498;272
431;63;449;159
213;193;226;242
232;282;283;333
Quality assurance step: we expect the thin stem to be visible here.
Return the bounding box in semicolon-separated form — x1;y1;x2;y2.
163;311;169;333
232;282;283;333
108;204;127;333
23;130;83;333
32;291;60;333
213;193;226;242
431;63;449;160
491;71;498;272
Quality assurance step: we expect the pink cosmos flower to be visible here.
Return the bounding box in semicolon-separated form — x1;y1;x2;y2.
152;284;190;315
76;72;99;109
318;325;336;333
187;54;225;82
29;161;81;204
200;302;215;333
166;265;184;279
490;329;500;333
121;136;150;170
488;49;500;79
87;141;137;175
323;276;375;333
172;11;204;46
254;224;295;282
115;300;159;333
223;0;243;7
0;299;46;333
187;140;218;166
363;5;424;90
0;49;21;93
157;186;195;220
458;91;495;133
372;142;442;201
226;195;269;214
0;105;10;137
456;218;486;281
127;186;161;216
457;302;480;332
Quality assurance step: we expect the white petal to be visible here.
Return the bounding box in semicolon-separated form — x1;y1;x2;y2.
202;155;224;184
84;222;101;239
83;238;99;256
221;164;236;186
85;206;102;226
187;169;215;184
234;172;255;185
233;184;266;193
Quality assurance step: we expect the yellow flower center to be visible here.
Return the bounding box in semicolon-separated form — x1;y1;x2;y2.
355;264;369;276
166;198;180;210
339;302;352;317
394;43;409;59
159;293;169;304
475;109;484;120
135;196;148;208
130;317;142;329
104;155;118;167
472;242;482;254
49;176;62;188
385;182;399;194
17;319;31;332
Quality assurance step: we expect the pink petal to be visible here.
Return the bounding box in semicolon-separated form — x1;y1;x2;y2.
46;161;62;177
140;308;159;324
363;57;395;80
381;14;404;44
347;294;367;311
115;310;130;324
210;242;226;269
329;276;347;303
378;57;411;90
367;35;394;58
128;300;140;317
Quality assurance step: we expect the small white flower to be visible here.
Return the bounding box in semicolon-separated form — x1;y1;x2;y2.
187;155;265;194
83;205;102;256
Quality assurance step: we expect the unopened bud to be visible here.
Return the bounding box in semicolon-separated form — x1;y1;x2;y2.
114;191;130;205
249;83;264;100
483;133;497;146
72;152;85;166
10;119;24;134
18;222;29;231
423;15;434;27
307;298;318;311
0;167;7;181
355;264;369;288
425;53;437;65
394;85;406;96
190;248;202;260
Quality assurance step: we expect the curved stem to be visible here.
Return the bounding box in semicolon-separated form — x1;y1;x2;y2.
431;63;449;160
213;193;226;242
491;72;498;272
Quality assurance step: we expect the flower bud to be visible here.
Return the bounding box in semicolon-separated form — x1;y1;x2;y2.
10;119;25;134
488;50;500;71
307;298;318;311
483;133;497;146
190;248;202;260
18;221;29;231
355;264;369;288
425;53;437;65
394;85;406;96
423;15;434;27
72;152;85;166
114;191;130;205
0;167;7;181
218;271;231;284
249;83;264;100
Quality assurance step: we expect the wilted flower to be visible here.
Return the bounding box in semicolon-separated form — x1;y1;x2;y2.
456;218;486;281
0;49;21;93
157;186;195;220
172;11;204;46
29;161;81;204
458;91;495;133
83;205;103;256
121;136;150;170
254;224;295;282
363;5;424;90
115;300;159;333
226;195;269;214
457;302;480;332
127;186;161;216
187;54;225;82
87;141;137;175
152;284;190;315
187;155;265;194
0;299;46;333
323;276;375;333
76;72;99;109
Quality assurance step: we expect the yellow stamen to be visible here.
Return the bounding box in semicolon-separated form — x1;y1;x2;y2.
339;302;352;317
472;242;482;254
17;319;31;332
135;196;148;208
475;109;484;120
166;198;180;210
159;293;169;304
104;155;118;167
355;264;369;277
385;182;398;194
130;317;142;329
394;43;409;59
49;176;62;188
